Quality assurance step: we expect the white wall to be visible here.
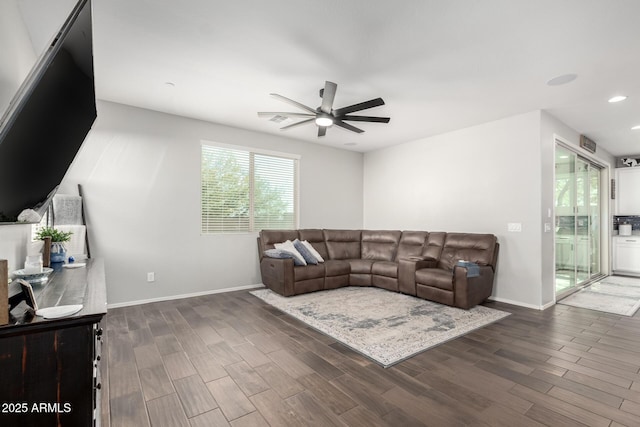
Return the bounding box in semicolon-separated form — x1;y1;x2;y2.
539;111;578;306
0;224;32;273
0;1;36;270
0;0;36;117
60;101;364;305
1;102;616;309
0;0;77;118
364;111;544;308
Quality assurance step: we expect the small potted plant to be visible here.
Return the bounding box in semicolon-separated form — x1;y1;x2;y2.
36;227;73;263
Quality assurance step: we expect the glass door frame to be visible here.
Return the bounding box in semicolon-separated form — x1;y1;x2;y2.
554;140;610;300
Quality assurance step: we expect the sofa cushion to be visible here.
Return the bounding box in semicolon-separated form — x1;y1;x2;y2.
371;261;397;278
422;232;446;261
415;268;453;291
294;264;325;281
324;229;362;260
362;230;401;261
438;233;497;271
260;230;300;250
324;260;350;277
348;259;374;274
395;231;428;261
299;229;329;260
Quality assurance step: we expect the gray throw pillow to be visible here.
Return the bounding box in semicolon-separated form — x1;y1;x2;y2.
273;240;307;265
263;248;305;266
293;239;318;265
302;240;324;263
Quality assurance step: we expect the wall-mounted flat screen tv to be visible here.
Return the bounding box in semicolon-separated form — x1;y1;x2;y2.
0;0;96;223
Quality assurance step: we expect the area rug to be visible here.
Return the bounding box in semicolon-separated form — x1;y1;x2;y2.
250;287;510;368
558;276;640;316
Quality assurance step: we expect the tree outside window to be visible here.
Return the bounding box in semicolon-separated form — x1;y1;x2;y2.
201;144;297;233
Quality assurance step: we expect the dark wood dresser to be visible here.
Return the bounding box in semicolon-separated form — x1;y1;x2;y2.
0;258;107;427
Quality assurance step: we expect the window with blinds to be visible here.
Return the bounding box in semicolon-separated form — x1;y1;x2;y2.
201;143;298;233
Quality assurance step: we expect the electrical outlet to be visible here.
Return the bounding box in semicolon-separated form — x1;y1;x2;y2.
147;272;155;282
507;223;522;232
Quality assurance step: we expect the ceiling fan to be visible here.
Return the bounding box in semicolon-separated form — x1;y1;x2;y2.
258;81;390;137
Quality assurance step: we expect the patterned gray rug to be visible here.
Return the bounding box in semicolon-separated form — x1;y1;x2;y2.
558;276;640;316
250;287;510;367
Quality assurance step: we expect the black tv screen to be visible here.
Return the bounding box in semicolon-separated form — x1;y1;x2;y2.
0;0;96;223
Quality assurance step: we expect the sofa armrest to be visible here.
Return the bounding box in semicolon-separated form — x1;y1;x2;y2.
260;257;295;296
452;264;495;309
398;257;437;296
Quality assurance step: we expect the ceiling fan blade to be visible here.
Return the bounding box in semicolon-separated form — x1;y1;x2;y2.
341;115;390;123
334;120;364;134
320;81;337;114
333;98;385;116
270;93;317;114
280;118;315;130
318;126;327;137
258;112;315;118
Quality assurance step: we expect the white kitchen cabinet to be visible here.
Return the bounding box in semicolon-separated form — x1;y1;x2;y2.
576;236;590;275
615;168;640;215
555;235;574;269
612;236;640;275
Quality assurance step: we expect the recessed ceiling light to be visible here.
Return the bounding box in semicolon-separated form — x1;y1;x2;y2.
632;125;640;130
608;95;627;103
164;81;175;87
546;74;578;86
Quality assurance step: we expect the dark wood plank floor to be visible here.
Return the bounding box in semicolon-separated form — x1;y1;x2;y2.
104;288;640;427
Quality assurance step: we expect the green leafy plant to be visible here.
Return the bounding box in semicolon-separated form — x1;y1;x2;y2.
35;227;73;243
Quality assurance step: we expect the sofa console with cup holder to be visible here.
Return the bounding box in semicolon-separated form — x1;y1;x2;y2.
257;229;499;309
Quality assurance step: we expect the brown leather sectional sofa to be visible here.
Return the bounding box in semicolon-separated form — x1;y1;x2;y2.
257;229;499;309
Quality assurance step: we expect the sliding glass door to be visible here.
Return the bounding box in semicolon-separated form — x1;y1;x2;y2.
555;144;603;297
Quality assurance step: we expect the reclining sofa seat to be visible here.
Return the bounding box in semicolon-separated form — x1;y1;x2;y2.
413;233;499;309
324;230;403;291
257;229;303;296
323;229;362;289
257;229;498;309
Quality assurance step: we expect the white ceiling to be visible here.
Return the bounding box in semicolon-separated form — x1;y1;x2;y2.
26;0;640;154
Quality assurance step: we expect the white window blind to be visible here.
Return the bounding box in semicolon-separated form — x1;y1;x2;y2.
201;144;298;233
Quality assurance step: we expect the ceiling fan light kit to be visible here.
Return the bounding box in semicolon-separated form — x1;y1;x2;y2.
315;116;334;127
258;81;390;137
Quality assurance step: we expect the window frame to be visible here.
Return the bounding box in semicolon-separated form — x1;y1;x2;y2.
200;141;300;234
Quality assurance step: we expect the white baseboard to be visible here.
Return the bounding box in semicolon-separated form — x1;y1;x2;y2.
488;296;553;311
107;283;265;309
541;300;555;310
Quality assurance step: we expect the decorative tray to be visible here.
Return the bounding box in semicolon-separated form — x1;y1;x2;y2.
11;267;54;284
